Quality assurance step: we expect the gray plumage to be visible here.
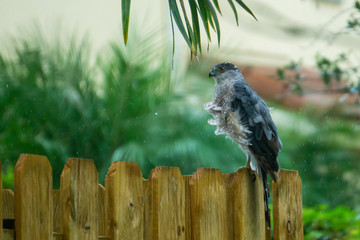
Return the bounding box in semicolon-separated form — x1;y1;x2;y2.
205;62;282;228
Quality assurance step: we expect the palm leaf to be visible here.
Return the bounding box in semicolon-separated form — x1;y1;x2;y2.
121;0;131;44
198;0;212;41
169;10;176;57
189;0;202;53
227;0;239;26
206;0;221;47
168;0;193;50
179;0;197;53
120;0;258;56
212;0;222;14
235;0;258;21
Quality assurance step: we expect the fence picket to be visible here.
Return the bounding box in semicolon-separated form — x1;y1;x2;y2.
98;184;106;237
60;158;98;240
105;161;144;240
183;175;192;240
52;190;61;234
189;168;227;240
224;173;235;240
2;190;14;220
144;166;185;240
14;154;53;240
230;168;265;240
273;170;303;240
2;190;14;240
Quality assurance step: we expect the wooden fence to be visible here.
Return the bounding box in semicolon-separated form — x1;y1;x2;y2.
0;154;303;240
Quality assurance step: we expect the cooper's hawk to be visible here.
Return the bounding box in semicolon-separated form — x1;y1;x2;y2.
205;62;282;228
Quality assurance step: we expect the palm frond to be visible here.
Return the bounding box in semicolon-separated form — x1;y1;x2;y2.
235;0;257;21
227;0;239;26
168;0;257;56
121;0;131;45
121;0;257;56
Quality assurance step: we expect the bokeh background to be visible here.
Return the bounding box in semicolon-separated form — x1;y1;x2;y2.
1;0;360;239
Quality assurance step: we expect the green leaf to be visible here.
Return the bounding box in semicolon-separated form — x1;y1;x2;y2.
212;0;222;14
189;0;202;53
277;68;285;80
206;0;221;47
169;10;176;57
235;0;257;21
121;0;131;45
227;0;239;26
168;0;192;50
355;1;360;10
208;9;216;30
198;0;212;41
179;0;197;53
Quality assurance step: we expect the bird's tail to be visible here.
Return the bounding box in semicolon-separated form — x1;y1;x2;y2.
261;168;271;229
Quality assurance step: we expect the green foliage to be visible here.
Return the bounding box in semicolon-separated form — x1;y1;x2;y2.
276;2;360;103
314;53;358;88
276;60;304;95
356;1;360;11
303;205;360;240
276;53;360;103
0;30;168;187
121;0;257;56
277;109;360;208
0;30;246;188
347;1;360;32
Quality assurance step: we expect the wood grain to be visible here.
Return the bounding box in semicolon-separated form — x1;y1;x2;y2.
273;170;303;240
224;172;235;240
98;184;106;237
144;166;185;240
189;168;227;240
230;168;265;240
105;161;144;240
2;230;14;240
2;190;14;220
2;190;14;240
183;175;192;240
14;154;53;240
60;158;98;240
52;190;61;234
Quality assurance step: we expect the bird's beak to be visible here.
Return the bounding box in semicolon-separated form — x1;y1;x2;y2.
209;70;215;78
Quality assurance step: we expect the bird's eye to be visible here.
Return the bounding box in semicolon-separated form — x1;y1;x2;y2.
219;67;225;72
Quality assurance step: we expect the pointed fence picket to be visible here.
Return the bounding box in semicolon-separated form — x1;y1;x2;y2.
189;168;227;239
14;154;53;240
0;154;303;240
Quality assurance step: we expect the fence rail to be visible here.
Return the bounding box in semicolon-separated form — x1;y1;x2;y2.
0;154;303;240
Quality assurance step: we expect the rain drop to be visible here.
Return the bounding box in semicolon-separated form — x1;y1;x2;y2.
155;112;158;116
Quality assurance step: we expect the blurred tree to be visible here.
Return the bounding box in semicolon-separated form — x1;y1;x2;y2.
0;29;246;188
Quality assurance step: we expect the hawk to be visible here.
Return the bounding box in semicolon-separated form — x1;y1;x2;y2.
205;62;282;228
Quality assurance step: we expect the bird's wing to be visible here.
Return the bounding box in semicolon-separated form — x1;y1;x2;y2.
231;81;282;181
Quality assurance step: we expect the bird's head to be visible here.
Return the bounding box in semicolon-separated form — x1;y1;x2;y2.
209;62;241;83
